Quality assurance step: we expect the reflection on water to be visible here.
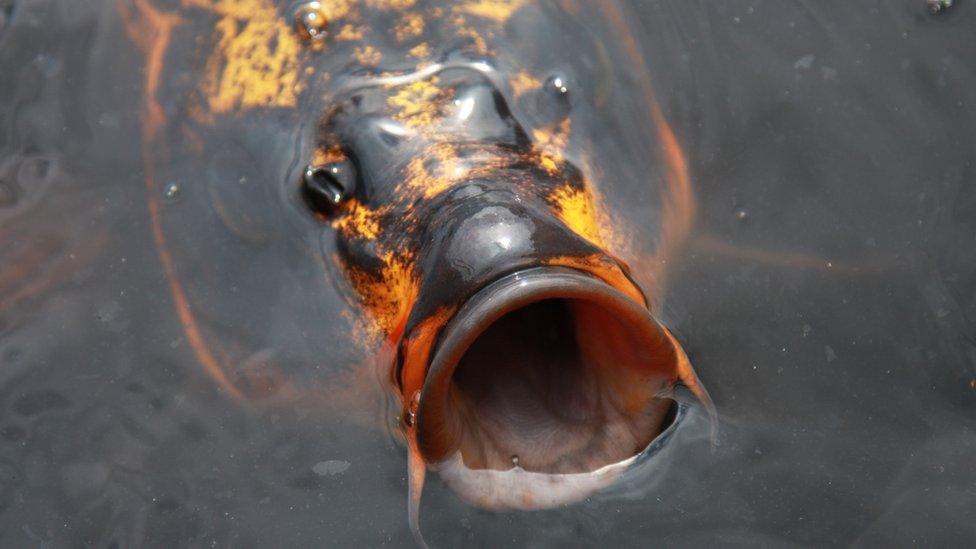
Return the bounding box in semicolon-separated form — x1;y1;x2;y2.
1;0;974;546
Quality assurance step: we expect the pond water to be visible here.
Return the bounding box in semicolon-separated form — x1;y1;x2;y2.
0;0;973;546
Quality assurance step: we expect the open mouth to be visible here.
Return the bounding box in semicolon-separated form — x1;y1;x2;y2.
414;267;685;486
450;297;677;473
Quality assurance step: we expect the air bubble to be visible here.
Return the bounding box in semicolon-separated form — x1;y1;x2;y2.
404;390;421;428
531;74;572;124
164;182;180;199
293;1;329;45
546;75;569;96
511;455;519;467
926;0;952;13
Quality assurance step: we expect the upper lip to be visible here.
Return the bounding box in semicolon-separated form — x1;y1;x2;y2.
414;265;670;465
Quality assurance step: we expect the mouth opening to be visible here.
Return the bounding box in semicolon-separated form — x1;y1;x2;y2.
415;267;681;476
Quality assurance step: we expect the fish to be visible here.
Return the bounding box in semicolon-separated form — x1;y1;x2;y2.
117;0;714;543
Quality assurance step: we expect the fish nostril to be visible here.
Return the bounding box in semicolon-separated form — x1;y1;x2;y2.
302;160;356;216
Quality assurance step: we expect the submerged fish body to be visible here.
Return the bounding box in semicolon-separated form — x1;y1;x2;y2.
121;0;711;532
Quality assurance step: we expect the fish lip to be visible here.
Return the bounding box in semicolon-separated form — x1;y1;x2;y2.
430;401;690;511
414;265;677;466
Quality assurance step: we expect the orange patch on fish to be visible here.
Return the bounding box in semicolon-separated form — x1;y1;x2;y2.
184;0;305;113
545;253;647;307
335;23;365;41
509;70;540;99
532;118;571;157
344;251;420;342
451;14;490;55
408;42;431;59
394;12;425;42
353;45;383;66
387;77;446;128
398;306;455;400
549;184;607;250
331;198;384;240
456;0;525;22
365;0;416;11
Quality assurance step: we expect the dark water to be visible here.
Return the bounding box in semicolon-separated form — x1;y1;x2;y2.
1;0;974;547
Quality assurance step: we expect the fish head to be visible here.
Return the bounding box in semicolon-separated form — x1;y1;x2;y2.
118;0;712;521
305;64;706;508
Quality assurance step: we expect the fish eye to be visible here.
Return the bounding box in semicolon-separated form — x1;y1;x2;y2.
301;158;357;216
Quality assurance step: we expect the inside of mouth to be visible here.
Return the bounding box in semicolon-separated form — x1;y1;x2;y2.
446;298;677;474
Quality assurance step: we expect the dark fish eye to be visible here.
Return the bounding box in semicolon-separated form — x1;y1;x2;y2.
302;160;357;216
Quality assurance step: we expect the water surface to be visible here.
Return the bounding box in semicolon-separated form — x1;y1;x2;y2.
0;0;974;546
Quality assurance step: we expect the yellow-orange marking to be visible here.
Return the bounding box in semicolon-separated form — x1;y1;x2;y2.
353;45;383;66
365;0;416;10
549;185;607;249
394;12;425;42
335;24;365;41
408;42;431;59
387;77;444;128
456;0;525;22
331;198;384;240
509;70;540;99
184;0;305;113
345;251;420;341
